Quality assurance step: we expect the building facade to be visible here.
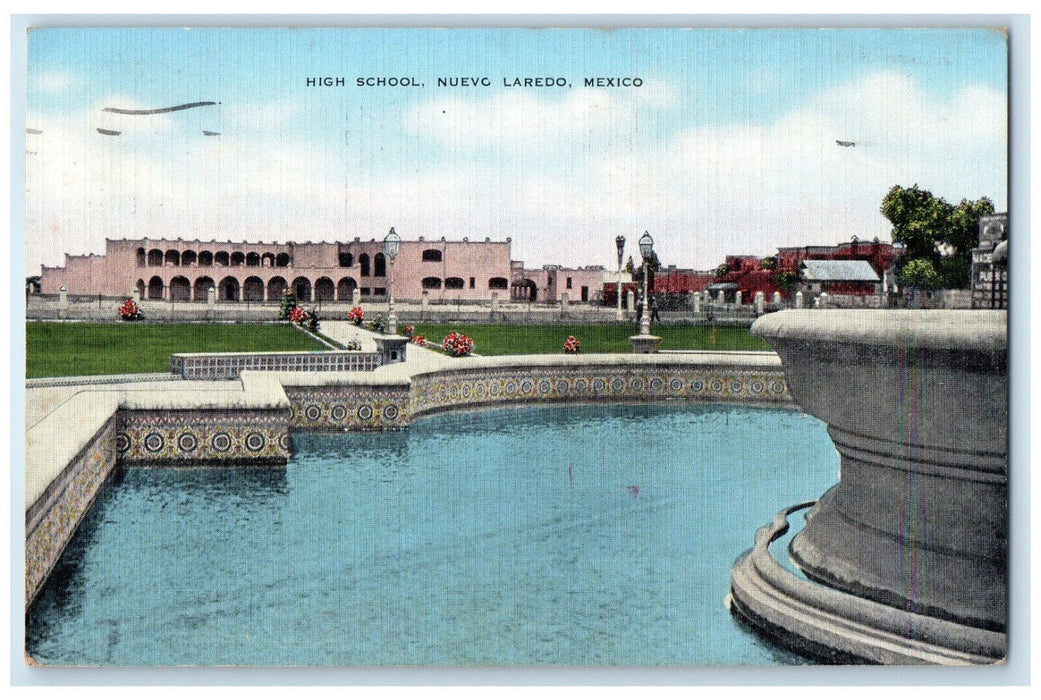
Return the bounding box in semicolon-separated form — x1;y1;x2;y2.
970;213;1008;309
38;236;515;304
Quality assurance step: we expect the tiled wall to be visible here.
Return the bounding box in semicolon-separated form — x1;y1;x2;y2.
170;351;382;380
25;417;118;607
409;364;791;420
118;409;291;464
284;385;411;431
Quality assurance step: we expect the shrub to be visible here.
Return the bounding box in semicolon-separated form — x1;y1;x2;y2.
118;299;142;321
442;332;474;357
563;335;580;353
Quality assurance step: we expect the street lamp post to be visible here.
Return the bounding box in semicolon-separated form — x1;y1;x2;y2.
638;231;653;336
628;231;661;354
615;234;626;321
383;227;401;335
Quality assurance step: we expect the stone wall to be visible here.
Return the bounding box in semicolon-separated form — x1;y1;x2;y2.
285;384;412;431
118;408;291;464
25;415;119;607
170;350;382;380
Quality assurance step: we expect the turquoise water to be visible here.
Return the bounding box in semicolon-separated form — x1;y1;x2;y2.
26;403;838;666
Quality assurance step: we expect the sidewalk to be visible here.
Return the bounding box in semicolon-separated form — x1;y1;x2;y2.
321;321;456;378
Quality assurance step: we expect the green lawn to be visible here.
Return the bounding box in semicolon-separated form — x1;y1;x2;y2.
26;322;326;378
408;323;771;355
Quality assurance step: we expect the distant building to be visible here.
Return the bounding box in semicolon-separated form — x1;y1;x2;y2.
798;259;882;296
970;213;1008;309
511;264;605;303
38;236;515;303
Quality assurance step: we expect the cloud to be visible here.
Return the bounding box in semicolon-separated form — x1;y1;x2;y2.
25;70;1007;274
31;69;76;94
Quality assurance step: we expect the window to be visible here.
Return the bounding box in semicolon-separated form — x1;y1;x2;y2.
444;277;465;290
422;249;442;262
469;277;476;289
359;254;370;277
338;252;353;267
422;277;442;290
566;277;573;289
489;277;509;290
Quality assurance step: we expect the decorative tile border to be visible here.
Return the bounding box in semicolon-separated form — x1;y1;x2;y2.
119;409;291;464
26;417;118;607
170;351;382;380
409;364;791;420
285;385;411;431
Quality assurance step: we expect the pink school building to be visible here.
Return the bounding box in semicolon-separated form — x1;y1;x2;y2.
38;236;607;304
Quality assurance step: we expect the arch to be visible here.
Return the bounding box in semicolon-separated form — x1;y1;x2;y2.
292;276;312;302
276;252;291;267
194;276;215;301
267;276;287;301
374;252;387;277
444;276;465;290
422;249;442;262
243;276;265;302
135;279;146;298
422;276;442;290
230;251;245;267
246;252;261;267
214;251;230;266
169;276;191;301
337;276;358;301
261;253;275;268
165;249;180;266
359;253;370;277
315;277;335;302
338;252;353;267
148;249;164;266
198;250;213;266
136;248;146;266
512;279;537;302
147;276;164;300
489;277;509;290
219;276;240;301
181;250;197;266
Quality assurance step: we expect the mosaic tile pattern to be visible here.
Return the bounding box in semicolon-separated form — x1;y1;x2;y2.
409;365;791;419
285;385;411;431
119;409;291;464
26;418;118;607
170;351;382;380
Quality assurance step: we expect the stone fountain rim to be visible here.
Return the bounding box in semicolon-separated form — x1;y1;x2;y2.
751;309;1007;352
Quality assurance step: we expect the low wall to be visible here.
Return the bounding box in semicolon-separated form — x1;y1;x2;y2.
170;350;382;380
118;408;291;464
26;412;119;608
277;353;792;431
410;354;790;420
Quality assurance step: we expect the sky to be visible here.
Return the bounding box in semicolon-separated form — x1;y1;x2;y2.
24;27;1008;275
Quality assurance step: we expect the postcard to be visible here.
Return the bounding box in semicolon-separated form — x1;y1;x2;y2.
20;22;1011;673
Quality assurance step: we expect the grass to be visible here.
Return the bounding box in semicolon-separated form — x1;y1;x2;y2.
26;322;326;378
408;323;771;355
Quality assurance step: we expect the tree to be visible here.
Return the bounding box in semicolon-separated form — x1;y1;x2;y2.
899;258;940;292
881;184;995;289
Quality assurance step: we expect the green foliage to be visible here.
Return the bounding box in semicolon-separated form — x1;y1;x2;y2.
715;264;730;279
881;184;994;289
759;256;777;270
278;290;297;320
26;322;325;378
774;271;797;292
899;258;941;291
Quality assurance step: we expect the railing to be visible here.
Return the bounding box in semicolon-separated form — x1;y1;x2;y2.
170;351;382;380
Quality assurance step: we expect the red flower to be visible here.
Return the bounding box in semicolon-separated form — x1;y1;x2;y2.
288;306;308;324
563;335;581;353
347;306;364;324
